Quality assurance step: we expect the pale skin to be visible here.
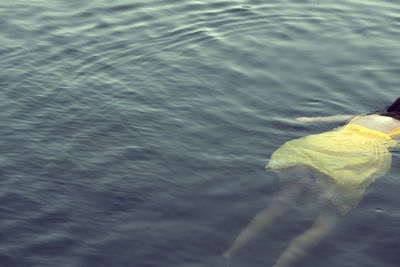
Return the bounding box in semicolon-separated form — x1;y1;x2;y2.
221;114;400;267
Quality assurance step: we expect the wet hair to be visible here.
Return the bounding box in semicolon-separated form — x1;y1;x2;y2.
386;97;400;112
379;97;400;121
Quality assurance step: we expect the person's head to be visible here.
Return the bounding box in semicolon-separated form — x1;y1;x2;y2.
387;97;400;112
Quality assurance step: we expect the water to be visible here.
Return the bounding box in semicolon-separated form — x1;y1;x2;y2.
1;0;400;266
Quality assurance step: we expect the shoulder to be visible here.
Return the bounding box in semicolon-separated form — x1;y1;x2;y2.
378;112;400;122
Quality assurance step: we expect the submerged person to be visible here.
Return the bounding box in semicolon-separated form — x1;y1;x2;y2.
221;97;400;267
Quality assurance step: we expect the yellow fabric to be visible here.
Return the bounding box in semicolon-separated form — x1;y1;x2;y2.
347;114;364;124
388;127;400;137
348;114;400;137
266;123;399;215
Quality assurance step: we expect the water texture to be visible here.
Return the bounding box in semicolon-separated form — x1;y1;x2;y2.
1;0;400;266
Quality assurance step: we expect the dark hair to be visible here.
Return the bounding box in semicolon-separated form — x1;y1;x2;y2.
379;97;400;121
387;97;400;112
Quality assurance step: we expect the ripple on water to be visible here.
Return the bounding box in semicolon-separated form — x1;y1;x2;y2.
1;0;400;267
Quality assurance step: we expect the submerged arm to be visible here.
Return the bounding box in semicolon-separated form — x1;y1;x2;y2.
296;114;354;123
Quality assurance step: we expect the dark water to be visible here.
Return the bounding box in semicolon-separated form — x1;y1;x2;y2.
1;0;400;266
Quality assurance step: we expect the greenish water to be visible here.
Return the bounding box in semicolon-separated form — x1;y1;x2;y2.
1;0;399;266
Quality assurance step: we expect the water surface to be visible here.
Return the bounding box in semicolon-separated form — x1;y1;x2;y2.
1;0;400;266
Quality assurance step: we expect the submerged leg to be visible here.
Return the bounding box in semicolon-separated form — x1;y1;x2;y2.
222;183;302;259
273;205;338;267
222;166;311;259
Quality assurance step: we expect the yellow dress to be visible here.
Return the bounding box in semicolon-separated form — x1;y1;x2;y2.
265;115;400;215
